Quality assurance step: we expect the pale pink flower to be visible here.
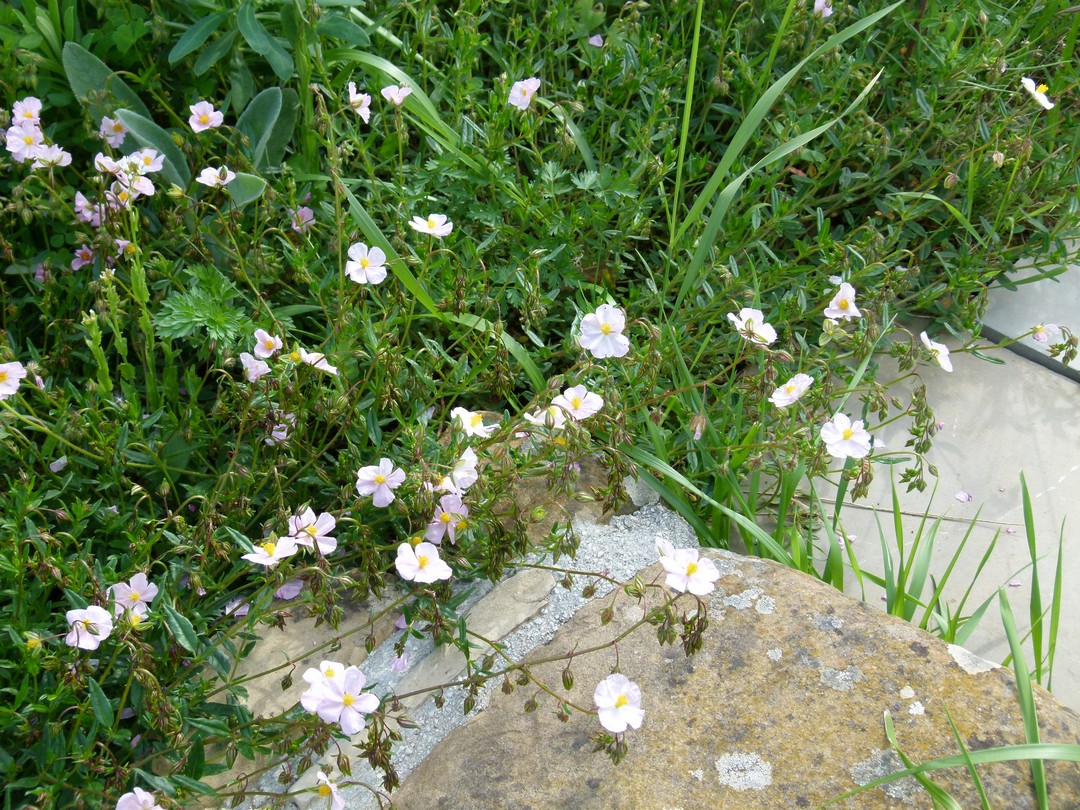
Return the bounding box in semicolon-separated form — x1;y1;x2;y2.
195;165;236;188
239;352;271;382
6;123;44;162
656;538;720;595
381;84;412;106
820;413;873;459
30;143;72;169
408;213;453;238
348;82;372;122
253;328;283;358
1008;579;1023;588
0;361;27;400
301;660;346;712
71;244;95;271
588;34;604;47
508;77;541;111
115;787;164;810
109;573;159;617
920;331;953;372
12;96;42;125
390;654;409;673
99;116;128;147
552;384;603;420
578;304;630;358
450;406;496;438
316;771;346;810
274;579;304;600
65;606;114;651
1021;77;1054;111
312;665;380;734
299;348;338;375
727;307;777;345
1032;323;1061;344
75;192;104;227
241;536;299;567
288;507;338;555
49;456;68;473
768;373;813;408
188;101;224;133
524;404;568;431
594;673;644;733
395;541;453;583
265;413;296;446
436;447;479;493
355;458;406;507
129;148;164;173
94;152;121;175
290;206;315;234
345;242;388;285
426;494;468;545
813;0;834;18
824;283;861;320
955;490;973;503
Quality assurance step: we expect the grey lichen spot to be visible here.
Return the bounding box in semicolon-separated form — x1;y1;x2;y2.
766;648;783;662
850;749;920;801
820;665;864;691
755;595;776;614
715;752;773;792
723;587;764;611
899;685;915;699
812;614;844;632
908;701;925;716
948;644;1000;674
688;768;704;782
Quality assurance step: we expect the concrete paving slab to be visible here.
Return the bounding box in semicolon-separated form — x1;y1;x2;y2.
820;342;1080;711
982;254;1080;382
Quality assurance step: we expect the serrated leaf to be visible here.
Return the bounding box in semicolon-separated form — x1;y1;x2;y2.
316;13;370;45
115;109;191;188
87;677;114;729
62;42;151;120
169;13;227;63
162;602;200;653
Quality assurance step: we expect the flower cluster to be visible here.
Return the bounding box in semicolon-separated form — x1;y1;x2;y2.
64;573;159;650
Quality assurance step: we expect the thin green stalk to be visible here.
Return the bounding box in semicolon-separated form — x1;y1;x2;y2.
668;0;705;247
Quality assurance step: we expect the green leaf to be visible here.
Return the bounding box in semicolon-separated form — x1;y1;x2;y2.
235;88;298;171
237;1;293;80
194;30;236;76
115;109;191;188
62;41;151;120
225;172;267;209
169;13;226;63
170;774;217;796
162;602;200;654
316;13;370;45
87;677;114;729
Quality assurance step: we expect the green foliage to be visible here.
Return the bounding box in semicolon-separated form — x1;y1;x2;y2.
153;265;248;345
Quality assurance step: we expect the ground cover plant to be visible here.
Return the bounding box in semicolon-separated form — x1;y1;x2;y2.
1;0;1078;806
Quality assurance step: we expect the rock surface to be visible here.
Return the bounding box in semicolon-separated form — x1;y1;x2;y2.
387;550;1080;809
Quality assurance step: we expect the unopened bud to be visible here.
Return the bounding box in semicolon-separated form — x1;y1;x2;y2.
166;184;185;200
562;668;574;690
944;172;959;189
991;150;1005;168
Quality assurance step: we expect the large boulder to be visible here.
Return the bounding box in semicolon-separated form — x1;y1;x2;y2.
387;550;1080;808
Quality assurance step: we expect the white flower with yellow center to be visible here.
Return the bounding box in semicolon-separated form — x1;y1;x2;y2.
1020;77;1054;111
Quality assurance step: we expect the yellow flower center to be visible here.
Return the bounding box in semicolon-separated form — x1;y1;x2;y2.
304;525;318;537
553;436;567;446
318;784;332;797
440;512;452;523
456;520;468;530
81;619;94;632
374;473;386;484
570;396;583;409
261;541;276;556
427;217;437;229
264;339;275;349
470;413;484;427
113;123;124;133
22;111;33;119
23;135;34;145
0;372;7;383
342;693;355;707
614;694;628;709
1037;83;1049;94
600;323;612;335
289;350;302;362
521;88;528;96
417;554;429;568
130;613;143;626
360;257;370;268
686;561;699;575
839;299;849;309
26;636;41;649
842;428;854;440
128;591;141;602
199;114;210;124
785;384;796;394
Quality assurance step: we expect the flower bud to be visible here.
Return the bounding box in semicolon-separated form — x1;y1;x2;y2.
944;172;959;189
991;150;1005;168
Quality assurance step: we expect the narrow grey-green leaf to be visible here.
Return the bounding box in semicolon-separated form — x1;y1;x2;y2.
162;602;200;653
62;42;151;120
194;30;237;76
225;173;267;209
236;88;282;169
87;677;115;729
115;109;191;188
316;14;370;45
169;13;227;64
